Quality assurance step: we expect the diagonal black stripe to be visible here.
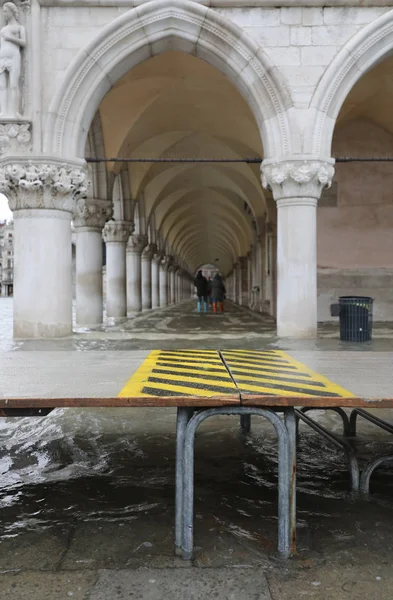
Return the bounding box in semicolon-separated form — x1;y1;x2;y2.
240;381;341;397
229;365;306;377
147;377;236;394
157;356;222;365
141;387;190;397
156;361;226;373
223;356;291;366
152;368;232;383
231;373;326;387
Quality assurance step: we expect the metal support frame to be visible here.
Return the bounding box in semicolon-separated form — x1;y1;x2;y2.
177;406;296;560
295;409;360;492
349;408;393;437
175;407;194;556
360;455;393;494
300;407;350;437
240;414;251;434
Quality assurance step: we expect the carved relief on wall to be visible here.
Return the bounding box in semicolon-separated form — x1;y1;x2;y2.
0;120;30;154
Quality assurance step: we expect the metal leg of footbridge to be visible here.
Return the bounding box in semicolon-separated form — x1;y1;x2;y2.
177;406;296;560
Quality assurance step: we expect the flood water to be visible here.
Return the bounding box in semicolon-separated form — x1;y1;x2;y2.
1;297;393;571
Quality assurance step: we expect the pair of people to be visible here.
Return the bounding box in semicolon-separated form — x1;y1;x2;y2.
194;270;226;313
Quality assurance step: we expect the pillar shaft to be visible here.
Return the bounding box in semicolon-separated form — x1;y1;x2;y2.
103;220;132;320
14;209;73;337
151;254;161;309
141;244;155;311
75;228;104;326
277;198;316;337
159;258;170;307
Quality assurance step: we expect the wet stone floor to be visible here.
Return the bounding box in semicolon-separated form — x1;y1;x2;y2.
1;297;393;598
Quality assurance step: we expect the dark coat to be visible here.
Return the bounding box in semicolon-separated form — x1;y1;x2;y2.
210;275;226;302
194;273;209;297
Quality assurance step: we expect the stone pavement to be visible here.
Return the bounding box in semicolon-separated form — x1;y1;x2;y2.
1;298;393;599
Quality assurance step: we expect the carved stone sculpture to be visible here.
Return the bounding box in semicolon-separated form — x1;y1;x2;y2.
0;121;31;154
0;160;88;212
103;220;133;244
0;3;26;118
126;233;148;254
142;243;157;260
73;198;112;230
261;160;335;201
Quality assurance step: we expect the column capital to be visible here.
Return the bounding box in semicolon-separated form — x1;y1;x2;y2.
142;243;157;261
0;156;88;213
160;255;173;271
152;251;163;265
103;220;133;243
261;159;335;202
126;233;148;254
73;198;112;230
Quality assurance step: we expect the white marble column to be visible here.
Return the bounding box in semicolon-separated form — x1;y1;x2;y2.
103;220;132;320
169;265;176;305
262;159;335;338
0;159;88;338
141;243;156;311
126;234;147;316
74;199;111;327
151;252;162;309
159;256;171;307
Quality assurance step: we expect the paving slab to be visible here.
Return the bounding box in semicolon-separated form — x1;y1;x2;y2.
89;567;272;600
0;570;96;600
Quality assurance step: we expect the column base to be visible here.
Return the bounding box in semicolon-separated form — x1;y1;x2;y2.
14;320;72;339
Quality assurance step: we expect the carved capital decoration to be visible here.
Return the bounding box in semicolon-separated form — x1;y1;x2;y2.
0;158;88;212
0;122;32;156
73;198;112;230
142;243;157;261
126;233;148;254
160;255;173;271
261;160;335;202
152;251;163;265
103;220;133;243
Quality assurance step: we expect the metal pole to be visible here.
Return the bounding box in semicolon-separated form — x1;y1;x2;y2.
175;407;194;556
284;408;297;555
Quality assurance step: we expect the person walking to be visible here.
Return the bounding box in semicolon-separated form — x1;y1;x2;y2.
193;270;209;313
210;273;226;313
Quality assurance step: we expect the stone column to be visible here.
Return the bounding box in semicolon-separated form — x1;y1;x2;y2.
0;159;87;338
103;220;133;320
169;265;176;305
151;251;162;309
141;243;156;311
159;256;171;307
238;257;248;306
126;234;147;316
74;199;111;327
262;160;335;338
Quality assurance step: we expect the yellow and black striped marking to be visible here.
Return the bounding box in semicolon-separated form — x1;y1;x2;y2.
119;350;237;397
221;350;353;398
119;349;353;398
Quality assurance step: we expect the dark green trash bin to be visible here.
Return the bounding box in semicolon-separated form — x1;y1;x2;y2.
339;296;373;342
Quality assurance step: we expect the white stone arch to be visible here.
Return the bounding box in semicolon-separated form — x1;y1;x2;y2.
309;9;393;157
44;0;292;160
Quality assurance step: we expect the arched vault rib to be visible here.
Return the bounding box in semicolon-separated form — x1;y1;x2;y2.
46;0;291;158
158;192;253;250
